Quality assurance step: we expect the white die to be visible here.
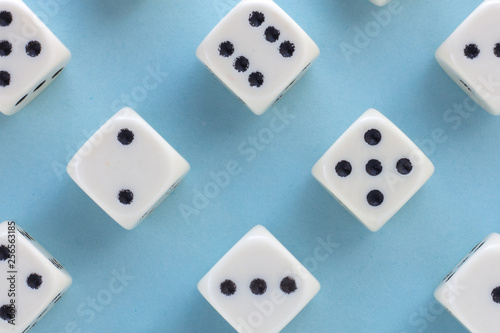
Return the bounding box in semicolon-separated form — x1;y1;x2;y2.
0;221;72;333
197;0;319;116
435;233;500;333
0;0;70;115
312;109;434;232
369;0;392;6
436;0;500;115
67;107;190;230
198;225;320;333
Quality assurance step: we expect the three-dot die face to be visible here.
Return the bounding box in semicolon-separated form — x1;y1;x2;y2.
198;225;320;333
436;0;500;115
312;109;434;232
67;108;190;230
0;0;70;115
435;233;500;333
197;0;319;115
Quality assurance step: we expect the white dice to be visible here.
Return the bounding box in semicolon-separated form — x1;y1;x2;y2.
436;0;500;115
67;107;190;230
197;0;319;115
435;233;500;333
369;0;392;6
198;225;320;333
312;109;434;232
0;221;72;333
0;0;70;115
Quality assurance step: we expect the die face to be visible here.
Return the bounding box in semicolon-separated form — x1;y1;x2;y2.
197;0;319;115
312;109;434;232
369;0;392;6
198;225;320;333
435;233;500;333
67;108;190;230
436;1;500;115
0;221;72;333
0;0;71;115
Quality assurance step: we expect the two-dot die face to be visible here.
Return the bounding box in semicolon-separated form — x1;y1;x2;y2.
435;233;500;333
0;221;72;333
436;0;500;115
197;0;319;115
312;109;434;232
198;225;320;333
67;107;190;230
0;0;70;115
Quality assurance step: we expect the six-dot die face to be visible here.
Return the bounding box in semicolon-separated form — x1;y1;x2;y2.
197;0;319;115
0;0;70;115
198;225;320;333
67;107;190;230
312;109;434;232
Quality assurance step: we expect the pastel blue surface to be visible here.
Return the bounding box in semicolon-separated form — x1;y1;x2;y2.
0;0;497;332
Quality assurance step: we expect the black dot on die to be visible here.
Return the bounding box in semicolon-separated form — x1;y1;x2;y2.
396;158;413;175
118;189;134;205
27;273;43;290
0;70;10;87
0;304;15;321
335;160;352;177
250;278;267;295
464;43;480;59
15;94;27;106
264;26;280;43
248;71;264;87
280;276;297;294
249;11;265;27
0;245;10;261
218;41;234;58
26;40;42;57
0;40;12;57
364;129;382;146
367;190;384;207
233;56;249;72
492;286;500;304
0;11;12;27
220;279;237;296
34;80;46;92
52;68;64;79
366;159;383;176
279;41;295;58
117;128;134;145
494;44;500;58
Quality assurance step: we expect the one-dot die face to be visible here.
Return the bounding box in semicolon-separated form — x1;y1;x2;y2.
0;0;70;115
67;107;190;230
312;109;434;232
198;225;320;333
197;0;319;115
435;233;500;333
436;0;500;115
0;221;72;333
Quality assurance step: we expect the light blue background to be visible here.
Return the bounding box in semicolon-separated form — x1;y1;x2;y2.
0;0;497;332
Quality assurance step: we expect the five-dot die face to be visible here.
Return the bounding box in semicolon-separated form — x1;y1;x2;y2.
435;233;500;333
67;107;190;230
198;225;320;333
0;221;72;333
197;0;319;115
436;0;500;115
0;0;70;115
312;109;434;232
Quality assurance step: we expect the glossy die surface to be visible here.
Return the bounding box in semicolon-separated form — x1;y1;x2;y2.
67;107;190;230
197;0;319;115
436;0;500;115
312;109;434;232
0;0;70;115
0;221;72;333
198;225;320;333
435;233;500;333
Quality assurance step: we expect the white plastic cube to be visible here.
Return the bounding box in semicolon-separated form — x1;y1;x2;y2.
197;0;319;115
198;225;320;333
0;221;72;333
436;0;500;115
67;107;190;230
0;0;70;115
435;233;500;333
312;109;434;232
369;0;392;6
